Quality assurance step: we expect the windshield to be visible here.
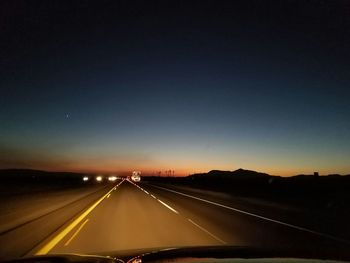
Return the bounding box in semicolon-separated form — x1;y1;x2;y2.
1;0;350;261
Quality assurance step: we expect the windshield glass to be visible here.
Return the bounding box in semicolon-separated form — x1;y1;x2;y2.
1;0;349;261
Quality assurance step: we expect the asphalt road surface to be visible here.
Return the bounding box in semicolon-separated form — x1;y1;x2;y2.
33;179;350;257
2;179;349;259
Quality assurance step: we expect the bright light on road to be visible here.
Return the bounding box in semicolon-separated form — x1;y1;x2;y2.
131;171;141;182
96;176;103;182
82;176;89;181
108;176;117;182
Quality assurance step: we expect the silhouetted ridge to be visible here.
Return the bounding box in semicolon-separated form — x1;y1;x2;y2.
190;168;270;179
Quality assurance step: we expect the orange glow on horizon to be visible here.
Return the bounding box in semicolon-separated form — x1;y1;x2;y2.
8;163;342;177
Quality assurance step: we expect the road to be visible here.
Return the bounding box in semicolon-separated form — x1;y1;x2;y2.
1;179;349;259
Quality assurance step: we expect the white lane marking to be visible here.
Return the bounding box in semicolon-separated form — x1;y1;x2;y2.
150;184;350;245
127;179;153;197
188;218;226;244
157;199;179;214
64;219;89;246
131;181;225;243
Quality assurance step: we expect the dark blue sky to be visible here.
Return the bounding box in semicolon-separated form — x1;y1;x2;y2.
1;1;350;175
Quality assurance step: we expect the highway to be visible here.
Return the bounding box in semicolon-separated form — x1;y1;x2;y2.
1;179;349;259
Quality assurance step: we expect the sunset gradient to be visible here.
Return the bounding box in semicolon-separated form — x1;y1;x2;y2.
1;2;350;176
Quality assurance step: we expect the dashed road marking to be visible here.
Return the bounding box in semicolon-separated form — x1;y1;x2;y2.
150;184;350;245
157;199;179;214
127;180;227;245
188;218;226;244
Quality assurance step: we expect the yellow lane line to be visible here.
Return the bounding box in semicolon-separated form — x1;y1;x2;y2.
64;219;89;246
35;181;124;255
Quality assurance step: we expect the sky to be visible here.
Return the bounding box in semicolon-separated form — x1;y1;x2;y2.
1;1;350;176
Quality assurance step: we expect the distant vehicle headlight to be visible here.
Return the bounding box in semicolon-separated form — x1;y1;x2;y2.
96;176;103;182
131;175;141;182
82;176;89;181
108;176;117;182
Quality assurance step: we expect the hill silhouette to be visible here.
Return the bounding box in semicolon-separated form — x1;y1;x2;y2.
190;168;270;179
145;168;350;212
2;168;350;209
